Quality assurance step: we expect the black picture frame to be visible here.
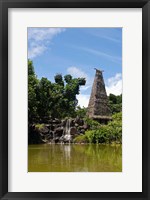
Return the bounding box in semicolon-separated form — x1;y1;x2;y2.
0;0;150;199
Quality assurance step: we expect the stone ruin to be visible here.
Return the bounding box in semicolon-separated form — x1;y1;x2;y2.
87;68;112;124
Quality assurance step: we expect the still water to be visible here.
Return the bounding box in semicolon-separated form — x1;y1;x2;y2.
28;144;122;172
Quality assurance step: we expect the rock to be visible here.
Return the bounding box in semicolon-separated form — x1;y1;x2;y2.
75;123;79;127
51;125;55;131
80;119;84;126
45;124;51;129
42;116;51;123
70;127;77;135
53;137;60;143
74;116;80;124
61;119;66;126
29;117;89;144
55;127;63;131
47;119;53;124
54;127;63;137
48;131;54;138
28;124;47;144
70;119;75;126
53;118;61;124
80;129;85;134
75;116;84;126
78;126;83;130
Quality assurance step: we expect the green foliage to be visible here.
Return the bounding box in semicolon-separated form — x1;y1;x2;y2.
54;74;64;86
35;124;45;130
109;93;117;104
64;74;72;83
36;77;52;119
75;106;87;118
84;112;122;144
73;134;88;143
112;112;122;121
28;60;86;122
84;117;101;130
108;93;122;114
78;78;86;86
28;60;39;123
28;59;35;76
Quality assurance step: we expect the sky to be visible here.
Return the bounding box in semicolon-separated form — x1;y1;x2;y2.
28;28;122;108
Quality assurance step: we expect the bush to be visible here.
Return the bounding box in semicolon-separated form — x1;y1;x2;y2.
84;117;101;130
84;112;122;144
73;134;88;143
85;127;110;144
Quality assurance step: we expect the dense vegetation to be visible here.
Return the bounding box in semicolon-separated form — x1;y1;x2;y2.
108;93;122;114
28;60;86;123
74;96;122;144
28;60;122;144
74;112;122;144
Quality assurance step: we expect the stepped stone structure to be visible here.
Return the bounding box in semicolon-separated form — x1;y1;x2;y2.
87;68;112;124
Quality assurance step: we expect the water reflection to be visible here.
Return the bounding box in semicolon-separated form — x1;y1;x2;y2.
28;144;122;172
63;144;71;161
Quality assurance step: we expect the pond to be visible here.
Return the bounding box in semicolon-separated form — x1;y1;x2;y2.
28;144;122;172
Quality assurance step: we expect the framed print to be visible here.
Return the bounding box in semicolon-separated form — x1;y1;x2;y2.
0;0;150;199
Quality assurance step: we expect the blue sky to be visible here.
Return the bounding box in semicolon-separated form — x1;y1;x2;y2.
28;28;122;107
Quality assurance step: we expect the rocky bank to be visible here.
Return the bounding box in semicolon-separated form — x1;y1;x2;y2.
28;117;89;144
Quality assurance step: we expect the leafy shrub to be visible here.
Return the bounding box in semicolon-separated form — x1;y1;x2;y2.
84;112;122;144
73;134;88;143
84;117;101;130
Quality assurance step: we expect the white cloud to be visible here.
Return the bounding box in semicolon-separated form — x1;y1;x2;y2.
28;28;65;41
67;66;87;79
67;66;93;91
106;73;122;95
28;45;46;59
28;28;65;59
67;67;92;107
80;85;91;91
77;94;90;108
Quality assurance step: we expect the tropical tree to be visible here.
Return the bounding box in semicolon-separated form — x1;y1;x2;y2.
28;60;39;123
28;60;86;122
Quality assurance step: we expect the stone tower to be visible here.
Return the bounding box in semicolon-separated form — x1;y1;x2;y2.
87;68;112;124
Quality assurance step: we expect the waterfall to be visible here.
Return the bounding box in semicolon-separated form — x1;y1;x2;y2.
63;118;71;142
65;118;71;135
